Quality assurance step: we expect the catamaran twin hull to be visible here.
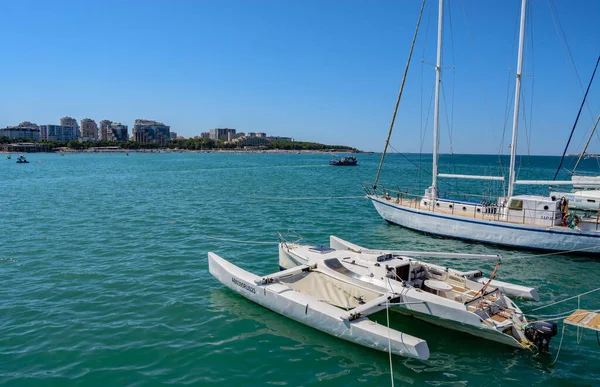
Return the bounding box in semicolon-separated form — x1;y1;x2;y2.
279;240;535;350
208;252;429;360
369;195;600;254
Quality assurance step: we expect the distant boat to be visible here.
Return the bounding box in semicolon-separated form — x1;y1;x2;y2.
5;154;11;160
16;155;29;164
329;154;357;166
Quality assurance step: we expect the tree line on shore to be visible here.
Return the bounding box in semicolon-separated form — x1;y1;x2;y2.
0;136;356;152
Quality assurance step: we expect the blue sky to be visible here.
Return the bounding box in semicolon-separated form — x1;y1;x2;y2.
0;0;598;154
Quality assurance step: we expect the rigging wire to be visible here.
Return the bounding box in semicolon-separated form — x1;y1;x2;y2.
527;2;535;162
520;0;534;162
419;77;436;192
373;0;427;190
547;0;596;125
573;114;600;172
440;85;458;193
501;69;516;162
388;143;433;175
419;2;434;194
553;55;600;180
498;1;523;181
459;1;500;158
444;2;458;194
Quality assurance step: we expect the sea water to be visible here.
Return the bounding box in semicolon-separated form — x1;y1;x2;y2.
1;152;599;386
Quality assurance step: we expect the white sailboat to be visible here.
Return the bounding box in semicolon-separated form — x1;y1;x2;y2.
366;0;600;253
278;235;559;352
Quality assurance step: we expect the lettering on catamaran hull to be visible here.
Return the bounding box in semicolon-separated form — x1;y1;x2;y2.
232;277;256;294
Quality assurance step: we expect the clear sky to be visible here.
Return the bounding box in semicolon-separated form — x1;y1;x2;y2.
0;0;598;154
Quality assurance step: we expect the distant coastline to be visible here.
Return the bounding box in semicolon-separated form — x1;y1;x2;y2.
12;148;363;155
1;138;361;154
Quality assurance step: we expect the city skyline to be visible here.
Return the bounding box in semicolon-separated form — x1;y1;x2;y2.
1;117;301;149
0;1;598;154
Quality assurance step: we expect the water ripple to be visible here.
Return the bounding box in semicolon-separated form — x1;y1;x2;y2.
1;153;598;385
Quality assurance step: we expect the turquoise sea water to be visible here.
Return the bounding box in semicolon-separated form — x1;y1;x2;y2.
1;152;599;386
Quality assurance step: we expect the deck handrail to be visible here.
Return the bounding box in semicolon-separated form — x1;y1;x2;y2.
363;183;599;229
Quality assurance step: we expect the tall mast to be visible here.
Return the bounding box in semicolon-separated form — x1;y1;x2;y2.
430;0;443;198
507;0;527;198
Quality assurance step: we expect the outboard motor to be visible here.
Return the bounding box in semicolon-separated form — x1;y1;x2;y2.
525;321;558;354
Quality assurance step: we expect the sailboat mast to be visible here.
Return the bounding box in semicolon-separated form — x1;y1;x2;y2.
431;0;443;198
507;0;527;198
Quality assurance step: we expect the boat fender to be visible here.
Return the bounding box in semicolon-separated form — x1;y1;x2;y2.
562;213;580;229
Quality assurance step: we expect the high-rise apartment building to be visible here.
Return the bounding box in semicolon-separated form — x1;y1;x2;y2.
80;118;98;141
60;116;77;127
99;120;111;141
209;128;236;142
0;121;41;141
132;119;170;144
40;125;79;141
107;123;129;142
59;116;80;138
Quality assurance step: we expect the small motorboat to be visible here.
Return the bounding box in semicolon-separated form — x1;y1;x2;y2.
279;235;559;353
16;155;29;164
329;154;358;166
208;252;429;360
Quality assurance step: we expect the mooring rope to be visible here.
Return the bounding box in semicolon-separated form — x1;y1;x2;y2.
250;195;365;201
527;309;600;324
552;323;567;365
205;236;279;245
386;296;395;387
525;287;600;313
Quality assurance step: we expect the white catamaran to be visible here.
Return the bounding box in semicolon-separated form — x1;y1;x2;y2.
278;235;559;353
366;0;600;253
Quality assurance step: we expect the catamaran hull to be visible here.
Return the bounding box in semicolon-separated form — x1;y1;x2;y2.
329;236;539;301
369;195;600;253
279;247;527;349
390;307;525;348
208;252;429;360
